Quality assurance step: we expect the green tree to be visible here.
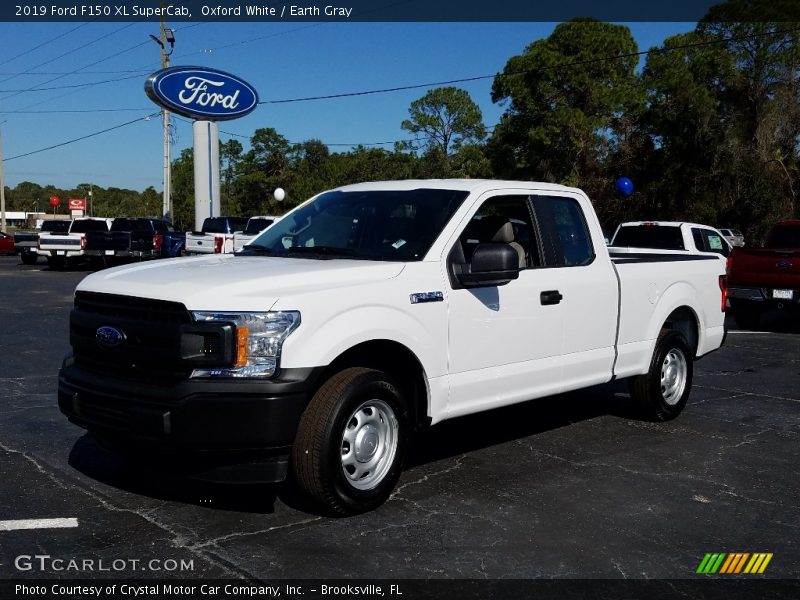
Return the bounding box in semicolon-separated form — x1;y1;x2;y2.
489;19;643;192
401;87;486;171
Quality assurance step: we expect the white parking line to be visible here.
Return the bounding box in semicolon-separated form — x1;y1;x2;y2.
0;518;78;531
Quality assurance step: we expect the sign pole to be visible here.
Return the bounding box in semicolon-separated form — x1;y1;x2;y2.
0;129;6;233
192;121;220;232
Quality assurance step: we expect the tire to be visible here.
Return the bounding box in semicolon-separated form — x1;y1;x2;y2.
291;367;408;516
629;331;693;422
20;252;37;265
730;299;761;330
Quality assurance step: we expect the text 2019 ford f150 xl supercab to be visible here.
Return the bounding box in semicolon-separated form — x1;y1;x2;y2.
58;180;727;515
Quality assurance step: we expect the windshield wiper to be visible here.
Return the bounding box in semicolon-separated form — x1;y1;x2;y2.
286;246;359;258
237;244;276;255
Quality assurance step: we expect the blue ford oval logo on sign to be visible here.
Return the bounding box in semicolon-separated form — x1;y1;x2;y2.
96;326;125;348
145;66;259;121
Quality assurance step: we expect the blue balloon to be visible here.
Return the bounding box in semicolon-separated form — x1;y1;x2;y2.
615;177;634;197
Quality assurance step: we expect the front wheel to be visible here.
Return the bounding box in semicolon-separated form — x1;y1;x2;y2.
629;331;693;422
291;367;407;516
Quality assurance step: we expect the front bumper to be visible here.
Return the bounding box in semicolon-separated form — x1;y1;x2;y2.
58;359;323;482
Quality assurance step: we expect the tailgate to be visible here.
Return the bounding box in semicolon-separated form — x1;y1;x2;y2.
39;234;81;250
729;248;800;289
186;232;217;253
85;231;130;252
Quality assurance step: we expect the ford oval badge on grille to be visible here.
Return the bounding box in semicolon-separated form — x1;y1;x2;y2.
96;326;125;348
777;260;792;269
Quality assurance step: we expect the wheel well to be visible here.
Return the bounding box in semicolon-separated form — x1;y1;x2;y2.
662;306;699;357
318;340;429;429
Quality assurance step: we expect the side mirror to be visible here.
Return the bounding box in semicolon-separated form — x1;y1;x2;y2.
456;243;520;288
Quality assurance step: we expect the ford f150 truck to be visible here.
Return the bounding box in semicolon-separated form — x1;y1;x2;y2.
727;220;800;328
233;215;279;252
84;218;186;263
38;218;111;269
14;220;71;264
185;216;248;255
58;180;727;515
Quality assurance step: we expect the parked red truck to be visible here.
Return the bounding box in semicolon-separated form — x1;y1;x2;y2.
727;220;800;328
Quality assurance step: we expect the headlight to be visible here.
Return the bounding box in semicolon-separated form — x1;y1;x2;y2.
190;311;300;378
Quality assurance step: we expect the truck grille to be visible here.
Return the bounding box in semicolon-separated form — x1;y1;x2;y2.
71;291;192;383
75;291;190;324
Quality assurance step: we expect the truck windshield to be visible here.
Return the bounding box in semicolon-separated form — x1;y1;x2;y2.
612;225;685;250
111;219;150;232
41;220;70;233
244;189;468;261
70;220;109;233
766;225;800;248
244;218;275;235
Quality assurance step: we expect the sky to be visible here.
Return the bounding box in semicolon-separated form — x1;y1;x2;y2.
0;21;696;194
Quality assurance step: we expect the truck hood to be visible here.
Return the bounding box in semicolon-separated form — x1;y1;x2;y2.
77;255;406;311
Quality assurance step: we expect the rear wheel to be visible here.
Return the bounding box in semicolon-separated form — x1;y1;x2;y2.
20;252;37;265
630;331;693;421
291;367;407;516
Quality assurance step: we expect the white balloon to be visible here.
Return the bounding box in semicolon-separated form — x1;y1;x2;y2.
274;188;286;202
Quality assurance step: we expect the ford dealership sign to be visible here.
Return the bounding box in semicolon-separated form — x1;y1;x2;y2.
145;66;259;121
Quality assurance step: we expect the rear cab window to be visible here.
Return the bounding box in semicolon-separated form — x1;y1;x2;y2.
612;224;685;251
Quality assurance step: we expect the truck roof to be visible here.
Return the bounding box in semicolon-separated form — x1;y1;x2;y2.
333;179;583;195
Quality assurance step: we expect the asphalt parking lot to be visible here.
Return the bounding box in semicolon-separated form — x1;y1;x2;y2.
0;255;798;590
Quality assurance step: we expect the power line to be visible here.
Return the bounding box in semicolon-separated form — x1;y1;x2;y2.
5;112;160;161
0;73;147;93
0;107;153;114
259;25;800;105
0;22;95;68
0;22;140;90
172;113;496;149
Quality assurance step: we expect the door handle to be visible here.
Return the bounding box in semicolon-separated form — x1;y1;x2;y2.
540;290;563;305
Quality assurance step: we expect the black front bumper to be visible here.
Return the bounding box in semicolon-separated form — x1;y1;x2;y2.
59;360;322;482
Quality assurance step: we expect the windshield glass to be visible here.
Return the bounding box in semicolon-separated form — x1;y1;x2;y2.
244;218;275;235
766;225;800;248
41;220;70;233
612;225;685;250
111;218;150;232
246;188;468;261
70;220;109;233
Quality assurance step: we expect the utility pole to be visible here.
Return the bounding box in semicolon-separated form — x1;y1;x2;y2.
0;129;6;233
151;20;175;221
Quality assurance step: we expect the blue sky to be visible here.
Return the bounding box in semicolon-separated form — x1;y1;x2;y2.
0;21;695;192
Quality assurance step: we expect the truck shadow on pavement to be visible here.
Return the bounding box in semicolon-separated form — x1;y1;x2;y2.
66;382;644;517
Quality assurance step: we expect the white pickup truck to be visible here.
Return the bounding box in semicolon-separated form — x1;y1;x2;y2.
233;215;280;252
185;216;249;255
59;180;727;515
38;218;111;269
610;221;732;260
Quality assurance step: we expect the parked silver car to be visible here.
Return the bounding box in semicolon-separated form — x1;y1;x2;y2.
719;228;745;247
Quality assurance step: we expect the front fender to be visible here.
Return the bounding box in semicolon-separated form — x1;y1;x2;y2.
281;304;445;379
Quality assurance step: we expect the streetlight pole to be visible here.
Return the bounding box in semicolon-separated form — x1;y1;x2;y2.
0;128;6;233
150;21;175;221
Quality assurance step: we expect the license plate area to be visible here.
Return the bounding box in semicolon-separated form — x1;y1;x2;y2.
773;289;793;300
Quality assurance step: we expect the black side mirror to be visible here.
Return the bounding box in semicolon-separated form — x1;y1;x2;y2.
456;242;520;288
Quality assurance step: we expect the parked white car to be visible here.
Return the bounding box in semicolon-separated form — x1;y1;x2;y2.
59;181;727;515
718;228;745;247
37;218;112;269
185;216;248;255
610;221;732;260
233;215;280;252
